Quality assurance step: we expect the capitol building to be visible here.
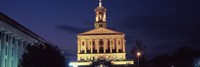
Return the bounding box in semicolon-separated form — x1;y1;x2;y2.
70;0;134;67
0;12;46;67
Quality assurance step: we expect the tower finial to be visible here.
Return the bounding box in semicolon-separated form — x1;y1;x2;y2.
99;0;102;7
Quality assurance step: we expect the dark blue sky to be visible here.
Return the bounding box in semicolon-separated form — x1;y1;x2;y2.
1;0;200;60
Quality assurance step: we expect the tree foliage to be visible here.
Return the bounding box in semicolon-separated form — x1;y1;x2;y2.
20;42;66;67
132;39;146;55
151;46;200;67
131;38;147;67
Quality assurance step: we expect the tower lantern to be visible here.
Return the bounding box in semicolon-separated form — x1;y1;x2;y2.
94;0;107;28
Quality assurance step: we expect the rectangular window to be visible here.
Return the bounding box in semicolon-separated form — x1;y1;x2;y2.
12;37;15;44
6;35;8;42
18;40;20;46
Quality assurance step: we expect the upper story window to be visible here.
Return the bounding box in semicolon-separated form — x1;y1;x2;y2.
99;39;103;47
118;40;121;45
108;40;110;47
92;41;95;48
18;40;21;46
82;41;84;46
6;35;9;42
12;37;15;44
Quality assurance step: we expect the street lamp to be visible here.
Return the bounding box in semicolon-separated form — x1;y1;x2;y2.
137;52;141;67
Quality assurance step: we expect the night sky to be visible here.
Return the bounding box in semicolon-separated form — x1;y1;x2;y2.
0;0;200;60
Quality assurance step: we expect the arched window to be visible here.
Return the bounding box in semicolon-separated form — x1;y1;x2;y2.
108;40;110;47
82;41;84;46
99;39;103;47
118;40;120;45
92;40;95;48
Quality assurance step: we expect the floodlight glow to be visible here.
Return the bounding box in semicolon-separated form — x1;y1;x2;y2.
69;63;78;67
137;52;141;56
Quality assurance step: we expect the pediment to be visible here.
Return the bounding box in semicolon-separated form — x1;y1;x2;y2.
78;28;124;36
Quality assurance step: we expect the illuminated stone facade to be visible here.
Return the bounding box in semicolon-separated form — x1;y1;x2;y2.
77;28;126;61
0;12;46;67
70;0;134;67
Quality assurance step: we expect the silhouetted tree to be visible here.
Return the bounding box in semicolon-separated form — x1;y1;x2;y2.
131;38;146;67
172;46;200;67
150;46;200;67
20;42;66;67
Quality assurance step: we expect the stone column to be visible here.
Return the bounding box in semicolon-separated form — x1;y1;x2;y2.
95;39;99;53
0;32;6;67
116;38;119;53
20;40;24;59
1;33;9;67
8;35;13;67
5;34;9;67
77;38;81;53
14;38;19;67
103;39;107;53
122;38;126;52
90;39;93;53
109;39;112;53
84;39;87;54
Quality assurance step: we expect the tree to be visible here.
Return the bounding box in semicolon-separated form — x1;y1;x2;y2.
131;38;146;67
20;42;66;67
172;46;200;67
132;39;145;56
150;46;200;67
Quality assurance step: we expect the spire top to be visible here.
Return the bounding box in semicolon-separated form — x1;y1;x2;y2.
99;0;102;7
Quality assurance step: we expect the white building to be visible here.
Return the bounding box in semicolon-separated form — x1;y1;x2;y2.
0;12;46;67
194;58;200;67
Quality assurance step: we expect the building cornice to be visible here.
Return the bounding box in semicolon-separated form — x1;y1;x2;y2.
0;12;46;42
